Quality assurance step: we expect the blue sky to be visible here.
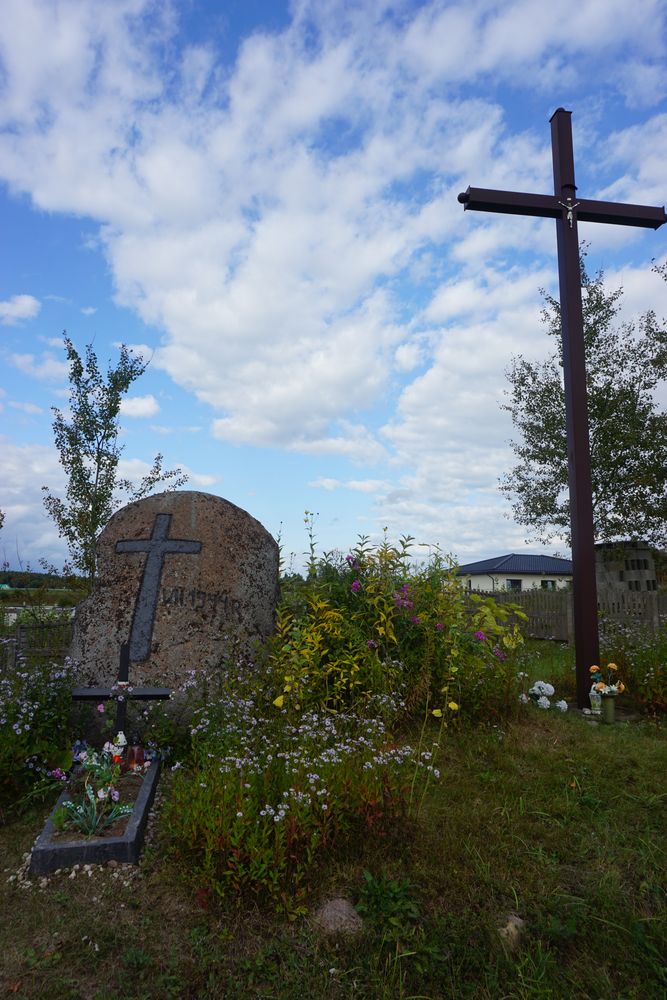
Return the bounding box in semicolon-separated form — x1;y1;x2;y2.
2;0;667;573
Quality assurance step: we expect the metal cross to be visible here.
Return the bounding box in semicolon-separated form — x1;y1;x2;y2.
116;513;201;662
458;108;667;709
72;642;171;737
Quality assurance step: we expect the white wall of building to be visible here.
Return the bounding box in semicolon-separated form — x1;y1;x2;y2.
461;573;571;592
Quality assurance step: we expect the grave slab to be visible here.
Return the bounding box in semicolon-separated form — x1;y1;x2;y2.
29;760;161;876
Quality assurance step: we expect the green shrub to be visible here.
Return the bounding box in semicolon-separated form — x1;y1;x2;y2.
271;533;526;721
600;618;667;711
162;667;440;912
0;648;77;807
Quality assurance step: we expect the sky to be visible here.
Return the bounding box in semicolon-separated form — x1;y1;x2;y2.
2;0;667;575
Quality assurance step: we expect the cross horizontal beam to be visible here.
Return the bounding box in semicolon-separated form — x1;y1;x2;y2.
72;686;171;701
458;187;667;229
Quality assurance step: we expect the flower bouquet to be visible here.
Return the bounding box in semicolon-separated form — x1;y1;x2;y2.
589;663;625;724
51;733;147;837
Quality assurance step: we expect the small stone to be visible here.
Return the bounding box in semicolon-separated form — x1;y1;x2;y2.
312;898;363;936
498;913;525;951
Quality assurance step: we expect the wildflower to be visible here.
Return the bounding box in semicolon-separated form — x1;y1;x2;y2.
518;693;529;704
351;580;361;592
273;695;285;709
474;630;486;641
367;640;378;649
431;708;443;717
410;615;421;625
448;701;459;711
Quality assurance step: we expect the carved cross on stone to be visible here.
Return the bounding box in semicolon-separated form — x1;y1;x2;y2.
458;108;667;708
72;642;171;737
115;513;202;662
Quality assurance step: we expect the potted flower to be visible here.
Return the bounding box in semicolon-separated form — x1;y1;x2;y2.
589;663;625;724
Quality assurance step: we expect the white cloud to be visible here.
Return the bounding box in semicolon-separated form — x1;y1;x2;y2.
309;477;389;493
1;0;663;456
80;306;97;316
0;293;41;325
9;400;43;414
9;351;69;380
120;394;160;418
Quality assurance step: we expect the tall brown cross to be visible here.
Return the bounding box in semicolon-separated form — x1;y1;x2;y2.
458;108;666;709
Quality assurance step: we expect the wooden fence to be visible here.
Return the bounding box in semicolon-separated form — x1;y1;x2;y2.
470;588;667;642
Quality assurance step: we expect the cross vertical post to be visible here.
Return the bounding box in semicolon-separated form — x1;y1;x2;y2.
458;108;667;708
115;641;130;736
549;112;599;709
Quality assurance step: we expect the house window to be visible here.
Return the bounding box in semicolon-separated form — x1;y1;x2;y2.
507;579;522;592
541;580;556;591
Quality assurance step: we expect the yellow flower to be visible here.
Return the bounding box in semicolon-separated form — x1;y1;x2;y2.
595;682;605;692
618;682;625;693
589;665;600;673
448;701;459;711
431;709;443;717
273;695;284;709
607;663;618;671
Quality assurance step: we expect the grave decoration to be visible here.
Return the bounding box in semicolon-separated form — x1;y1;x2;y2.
29;644;169;875
69;490;280;689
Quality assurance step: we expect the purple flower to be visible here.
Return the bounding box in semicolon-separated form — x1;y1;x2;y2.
96;703;106;713
474;630;486;642
111;789;120;802
366;640;378;649
435;622;444;631
351;580;361;592
345;555;359;569
410;615;421;625
493;645;506;661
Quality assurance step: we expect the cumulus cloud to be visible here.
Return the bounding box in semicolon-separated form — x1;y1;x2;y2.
9;351;69;380
9;400;43;414
120;394;160;418
0;293;41;325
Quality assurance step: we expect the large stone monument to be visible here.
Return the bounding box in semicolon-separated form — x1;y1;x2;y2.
69;491;280;687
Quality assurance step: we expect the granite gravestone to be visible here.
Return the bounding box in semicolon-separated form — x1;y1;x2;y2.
69;491;280;688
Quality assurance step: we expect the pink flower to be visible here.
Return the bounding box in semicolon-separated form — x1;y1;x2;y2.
474;630;486;642
351;580;361;592
435;623;444;631
96;703;105;713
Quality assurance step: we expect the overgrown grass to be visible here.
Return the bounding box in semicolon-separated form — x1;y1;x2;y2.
2;709;665;999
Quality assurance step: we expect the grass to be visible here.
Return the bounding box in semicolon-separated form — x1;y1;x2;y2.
1;705;665;999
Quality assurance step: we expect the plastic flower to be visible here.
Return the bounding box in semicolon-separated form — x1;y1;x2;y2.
555;700;568;712
537;695;551;709
96;703;106;713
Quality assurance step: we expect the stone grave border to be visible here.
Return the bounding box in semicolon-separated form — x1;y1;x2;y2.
29;758;161;876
